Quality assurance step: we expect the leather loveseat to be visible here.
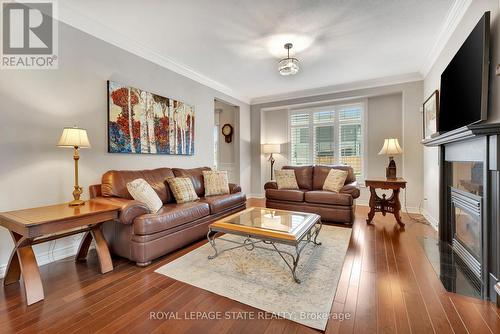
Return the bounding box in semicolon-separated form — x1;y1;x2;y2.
264;165;360;224
89;167;246;266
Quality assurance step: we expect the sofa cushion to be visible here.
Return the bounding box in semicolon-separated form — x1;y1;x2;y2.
101;168;175;203
305;191;353;206
266;189;305;202
172;167;211;197
203;170;229;196
323;169;348;193
133;201;210;235
313;165;355;190
200;192;246;214
166;177;199;203
275;169;299;190
126;178;163;213
283;166;313;190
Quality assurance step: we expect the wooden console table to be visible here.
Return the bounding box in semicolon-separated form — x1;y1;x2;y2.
0;200;120;305
365;177;407;227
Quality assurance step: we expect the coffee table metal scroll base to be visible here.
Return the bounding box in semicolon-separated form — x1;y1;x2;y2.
206;220;322;284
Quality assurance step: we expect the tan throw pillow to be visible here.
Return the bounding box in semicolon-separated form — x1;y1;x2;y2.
126;178;163;213
166;177;199;203
203;170;229;196
275;169;299;190
323;169;348;193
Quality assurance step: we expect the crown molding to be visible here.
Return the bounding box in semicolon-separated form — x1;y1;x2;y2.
419;0;473;77
57;3;251;104
250;72;423;105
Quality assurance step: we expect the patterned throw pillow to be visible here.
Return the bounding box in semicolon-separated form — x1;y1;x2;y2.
126;178;163;213
203;170;230;196
275;169;299;190
323;169;348;193
166;177;199;203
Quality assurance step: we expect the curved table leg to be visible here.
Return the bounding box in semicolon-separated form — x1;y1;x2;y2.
75;228;113;273
393;188;405;227
4;232;44;305
4;232;22;285
90;226;113;274
17;245;44;305
291;245;301;284
313;220;322;245
207;228;219;260
75;231;92;262
366;186;377;224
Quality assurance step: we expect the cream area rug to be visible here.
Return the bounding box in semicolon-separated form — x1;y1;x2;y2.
155;225;351;330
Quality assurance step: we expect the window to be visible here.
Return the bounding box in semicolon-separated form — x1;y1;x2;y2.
289;102;365;179
290;113;310;166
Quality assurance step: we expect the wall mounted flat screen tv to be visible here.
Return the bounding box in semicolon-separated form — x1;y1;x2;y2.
438;12;490;133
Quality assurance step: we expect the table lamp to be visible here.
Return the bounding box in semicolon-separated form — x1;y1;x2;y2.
378;138;402;179
58;127;91;206
263;144;281;180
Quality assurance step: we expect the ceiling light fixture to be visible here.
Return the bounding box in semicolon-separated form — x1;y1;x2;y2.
278;43;299;76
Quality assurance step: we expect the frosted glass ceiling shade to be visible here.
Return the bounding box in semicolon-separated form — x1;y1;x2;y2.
263;144;281;154
278;57;299;76
57;127;91;148
278;42;299;76
378;138;402;156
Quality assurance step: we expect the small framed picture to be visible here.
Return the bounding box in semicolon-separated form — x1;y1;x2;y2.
423;90;439;140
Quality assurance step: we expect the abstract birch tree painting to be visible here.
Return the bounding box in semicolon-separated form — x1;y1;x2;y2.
108;81;195;155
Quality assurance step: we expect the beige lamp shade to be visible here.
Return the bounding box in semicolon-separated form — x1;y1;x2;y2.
263;144;281;154
57;127;91;148
378;138;402;156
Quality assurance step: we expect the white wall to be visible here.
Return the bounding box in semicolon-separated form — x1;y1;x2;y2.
0;21;250;277
261;109;289;185
422;0;500;226
366;94;403;178
214;100;238;183
252;82;423;211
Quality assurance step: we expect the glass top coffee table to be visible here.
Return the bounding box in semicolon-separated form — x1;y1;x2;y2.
206;207;322;283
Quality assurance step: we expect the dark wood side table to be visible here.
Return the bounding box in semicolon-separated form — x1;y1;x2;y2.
365;177;407;227
0;200;120;305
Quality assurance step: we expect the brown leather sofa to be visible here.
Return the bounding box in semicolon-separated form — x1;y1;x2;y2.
89;167;246;266
264;165;360;224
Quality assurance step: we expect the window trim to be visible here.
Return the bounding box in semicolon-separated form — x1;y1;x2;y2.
288;100;368;182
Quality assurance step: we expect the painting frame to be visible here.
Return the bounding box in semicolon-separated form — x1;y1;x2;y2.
422;90;439;140
107;80;195;155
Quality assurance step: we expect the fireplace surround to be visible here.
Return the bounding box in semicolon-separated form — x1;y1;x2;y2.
423;123;500;301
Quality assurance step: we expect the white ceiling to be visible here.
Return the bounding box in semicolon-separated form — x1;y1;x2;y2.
60;0;459;103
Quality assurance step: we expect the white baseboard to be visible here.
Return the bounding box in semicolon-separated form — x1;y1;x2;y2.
356;199;369;207
0;239;88;279
421;208;439;231
248;193;265;199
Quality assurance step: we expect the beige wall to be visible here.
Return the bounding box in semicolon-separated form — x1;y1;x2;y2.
423;0;500;226
252;82;423;211
0;21;251;277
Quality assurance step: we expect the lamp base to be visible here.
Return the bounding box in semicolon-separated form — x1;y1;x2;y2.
269;154;276;180
386;157;397;179
69;184;84;207
69;199;85;206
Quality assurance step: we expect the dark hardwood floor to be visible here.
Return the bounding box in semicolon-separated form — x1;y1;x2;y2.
1;199;499;333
